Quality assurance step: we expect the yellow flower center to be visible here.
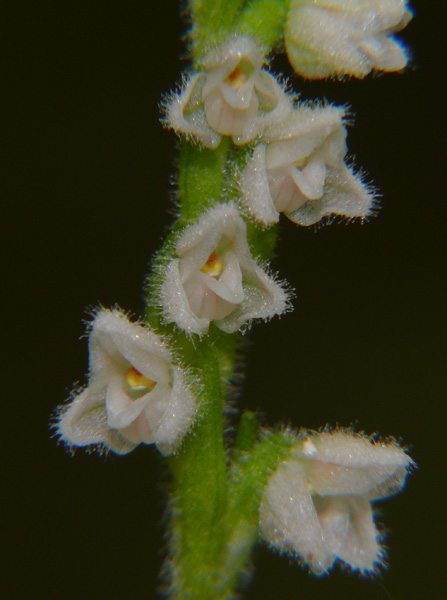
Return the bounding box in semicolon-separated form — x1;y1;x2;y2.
225;62;251;90
125;366;156;394
200;250;223;277
294;158;307;169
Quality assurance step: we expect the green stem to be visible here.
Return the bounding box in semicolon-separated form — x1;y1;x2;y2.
178;138;231;224
188;0;290;59
189;0;249;61
219;430;297;592
234;0;291;49
158;134;240;598
167;340;229;599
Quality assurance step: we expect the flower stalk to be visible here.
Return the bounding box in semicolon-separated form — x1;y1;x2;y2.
53;1;415;598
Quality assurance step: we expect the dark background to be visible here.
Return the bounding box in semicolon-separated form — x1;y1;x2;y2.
5;1;445;598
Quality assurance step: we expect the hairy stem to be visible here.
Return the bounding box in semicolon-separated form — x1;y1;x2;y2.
167;340;229;599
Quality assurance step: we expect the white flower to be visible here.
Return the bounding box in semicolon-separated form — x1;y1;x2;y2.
160;204;291;335
239;105;375;226
56;309;197;456
285;0;413;79
259;429;414;575
165;37;292;148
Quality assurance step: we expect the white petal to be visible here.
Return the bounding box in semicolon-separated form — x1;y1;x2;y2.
287;164;376;225
239;144;280;225
120;370;197;456
268;166;309;214
57;383;137;455
358;33;409;72
91;309;171;384
314;494;383;573
165;73;221;149
151;366;198;455
289;154;328;200
203;87;258;137
118;383;171;445
216;262;290;334
161;259;212;335
105;373;151;429
299;430;412;469
324;165;376;219
295;430;413;495
264;105;347;163
199;37;264;73
233;72;293;146
183;272;237;321
207;250;244;302
176;204;243;276
239;146;280;224
260;460;334;574
220;78;258;111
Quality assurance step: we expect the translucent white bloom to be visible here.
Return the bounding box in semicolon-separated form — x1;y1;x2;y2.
165;37;292;148
259;429;414;574
285;0;413;79
239;105;375;226
56;309;197;456
160;204;291;335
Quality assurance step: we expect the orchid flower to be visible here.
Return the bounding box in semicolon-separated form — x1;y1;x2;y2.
285;0;412;79
160;204;291;335
259;429;414;574
57;309;197;456
239;105;375;226
165;36;292;148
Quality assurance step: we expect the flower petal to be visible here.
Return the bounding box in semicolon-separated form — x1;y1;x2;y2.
314;494;383;573
260;459;335;574
91;309;171;384
106;373;151;429
57;383;137;455
165;73;221;149
239;144;280;225
287;165;376;225
216;263;290;333
296;430;413;495
151;366;198;456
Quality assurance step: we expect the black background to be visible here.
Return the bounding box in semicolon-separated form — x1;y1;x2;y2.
4;1;445;598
